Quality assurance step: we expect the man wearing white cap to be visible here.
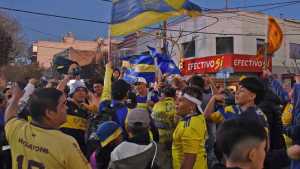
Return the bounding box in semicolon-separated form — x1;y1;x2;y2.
60;79;90;156
135;77;159;110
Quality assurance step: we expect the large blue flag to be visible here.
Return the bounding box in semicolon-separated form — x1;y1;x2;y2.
121;54;156;83
111;0;202;36
148;46;180;75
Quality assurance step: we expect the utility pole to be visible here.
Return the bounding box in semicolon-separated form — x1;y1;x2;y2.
225;0;229;9
162;21;167;54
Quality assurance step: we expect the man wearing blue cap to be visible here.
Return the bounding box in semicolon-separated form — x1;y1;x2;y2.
89;121;123;169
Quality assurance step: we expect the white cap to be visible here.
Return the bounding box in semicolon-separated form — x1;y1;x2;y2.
68;80;87;95
135;77;147;84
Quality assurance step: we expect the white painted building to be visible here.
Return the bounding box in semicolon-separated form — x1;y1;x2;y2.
134;10;300;74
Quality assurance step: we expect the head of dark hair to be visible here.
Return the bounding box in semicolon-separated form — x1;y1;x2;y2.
111;79;131;100
161;86;176;98
29;88;64;122
239;77;265;104
181;86;203;114
182;86;203;102
188;75;205;89
93;79;104;85
113;68;120;74
216;118;267;161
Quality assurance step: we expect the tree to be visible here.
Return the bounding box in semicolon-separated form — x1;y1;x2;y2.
0;12;25;66
0;25;13;66
1;64;44;82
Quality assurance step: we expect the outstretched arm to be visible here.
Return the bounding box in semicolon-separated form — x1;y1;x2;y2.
5;84;24;122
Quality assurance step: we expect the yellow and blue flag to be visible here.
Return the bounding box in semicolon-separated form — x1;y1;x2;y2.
121;54;156;83
148;46;180;75
111;0;202;36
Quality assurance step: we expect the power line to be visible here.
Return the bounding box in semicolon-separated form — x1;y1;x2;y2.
23;26;61;40
260;1;300;12
0;5;248;35
0;6;110;24
180;15;220;38
209;0;300;11
218;1;300;28
97;0;112;2
1;5;300;37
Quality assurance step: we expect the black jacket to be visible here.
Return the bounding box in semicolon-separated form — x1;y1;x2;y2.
259;88;289;169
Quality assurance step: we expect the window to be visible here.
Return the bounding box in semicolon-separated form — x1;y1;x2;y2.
182;40;195;58
216;37;234;55
257;39;265;56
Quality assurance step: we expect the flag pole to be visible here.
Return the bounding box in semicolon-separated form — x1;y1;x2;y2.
108;25;112;63
264;16;269;71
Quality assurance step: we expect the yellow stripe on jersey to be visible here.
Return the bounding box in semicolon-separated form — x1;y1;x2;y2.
225;106;234;114
136;103;149;110
284;134;293;148
134;64;157;73
282;103;293;126
209;111;224;123
60;115;87;130
101;128;122;147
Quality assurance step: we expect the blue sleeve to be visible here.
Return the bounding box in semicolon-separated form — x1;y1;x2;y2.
271;78;289;104
284;84;300;139
151;95;159;103
116;107;128;130
293;84;300;124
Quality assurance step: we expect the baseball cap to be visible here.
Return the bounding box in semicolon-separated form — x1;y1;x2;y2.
96;121;122;147
127;108;150;128
68;80;87;95
239;77;265;104
135;77;147;85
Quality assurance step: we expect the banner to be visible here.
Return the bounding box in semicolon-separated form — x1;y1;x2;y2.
181;54;272;75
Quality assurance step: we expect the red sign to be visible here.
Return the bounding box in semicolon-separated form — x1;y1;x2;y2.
181;54;272;75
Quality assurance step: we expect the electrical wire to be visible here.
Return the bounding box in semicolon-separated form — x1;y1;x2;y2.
1;4;300;38
23;26;61;40
97;0;112;2
0;6;110;24
180;15;220;38
209;0;300;11
217;1;300;29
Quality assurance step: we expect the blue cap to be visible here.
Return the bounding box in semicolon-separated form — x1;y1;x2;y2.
96;121;122;147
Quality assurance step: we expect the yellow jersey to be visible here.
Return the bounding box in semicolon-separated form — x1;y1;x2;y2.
5;118;91;169
282;103;294;147
152;97;176;144
282;103;293;126
172;114;208;169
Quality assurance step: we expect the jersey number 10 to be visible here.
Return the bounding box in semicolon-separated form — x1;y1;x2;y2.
17;155;45;169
